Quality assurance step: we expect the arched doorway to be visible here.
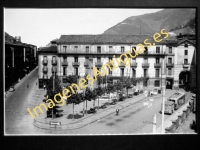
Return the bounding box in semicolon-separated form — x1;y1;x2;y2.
179;70;191;90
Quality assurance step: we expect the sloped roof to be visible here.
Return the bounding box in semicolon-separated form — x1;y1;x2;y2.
58;34;156;44
177;39;196;46
38;45;57;53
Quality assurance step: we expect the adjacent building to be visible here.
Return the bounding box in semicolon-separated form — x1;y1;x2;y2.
5;32;38;90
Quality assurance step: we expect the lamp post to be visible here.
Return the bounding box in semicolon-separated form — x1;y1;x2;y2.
161;59;166;133
52;66;56;119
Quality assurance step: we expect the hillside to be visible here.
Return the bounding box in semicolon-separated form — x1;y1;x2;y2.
103;9;196;35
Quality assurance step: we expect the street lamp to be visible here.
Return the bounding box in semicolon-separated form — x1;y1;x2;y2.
161;59;166;133
52;66;56;119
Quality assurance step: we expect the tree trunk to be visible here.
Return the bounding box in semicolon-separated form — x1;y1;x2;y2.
98;97;99;110
93;99;95;108
86;100;87;115
73;103;74;121
82;100;85;116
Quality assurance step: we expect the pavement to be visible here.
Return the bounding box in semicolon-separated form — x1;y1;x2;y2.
178;112;196;133
33;89;181;131
156;90;196;134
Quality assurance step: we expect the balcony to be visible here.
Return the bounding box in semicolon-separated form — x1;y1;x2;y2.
130;62;137;68
43;60;48;65
42;67;48;73
84;62;92;68
140;51;165;55
142;63;150;68
51;60;57;65
119;62;126;68
72;62;80;66
154;63;162;68
51;67;57;73
166;63;174;67
95;62;103;67
62;61;68;66
183;63;190;68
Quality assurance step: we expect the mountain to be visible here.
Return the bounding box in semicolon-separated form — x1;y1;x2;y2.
103;9;196;35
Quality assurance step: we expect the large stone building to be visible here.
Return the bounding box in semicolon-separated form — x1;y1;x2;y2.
5;32;38;90
37;34;196;90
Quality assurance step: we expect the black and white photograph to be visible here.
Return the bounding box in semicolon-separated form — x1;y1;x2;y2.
4;8;197;135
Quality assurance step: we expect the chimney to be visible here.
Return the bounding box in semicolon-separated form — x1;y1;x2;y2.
15;36;21;42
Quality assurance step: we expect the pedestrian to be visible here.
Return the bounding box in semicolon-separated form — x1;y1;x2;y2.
116;108;119;116
27;83;29;88
36;82;37;85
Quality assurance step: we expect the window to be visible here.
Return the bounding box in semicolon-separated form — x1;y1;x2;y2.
144;69;148;77
132;47;137;55
86;46;89;53
132;58;136;62
74;46;78;52
108;68;112;75
97;57;101;63
43;56;47;61
63;46;67;53
121;46;125;53
109;46;112;53
168;58;172;64
97;46;101;53
63;67;66;75
154;80;160;87
132;69;136;78
74;57;78;62
121;56;125;61
74;68;78;76
184;59;188;64
52;56;56;61
156;47;160;53
144;58;148;63
169;47;172;53
185;50;188;55
156;69;159;77
168;68;172;75
121;68;124;76
63;56;67;62
156;58;160;64
144;47;148;53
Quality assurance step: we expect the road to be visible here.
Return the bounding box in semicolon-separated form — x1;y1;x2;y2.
4;67;191;135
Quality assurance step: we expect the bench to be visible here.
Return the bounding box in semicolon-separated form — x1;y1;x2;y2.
49;121;61;129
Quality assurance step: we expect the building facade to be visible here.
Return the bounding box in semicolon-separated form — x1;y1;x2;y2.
5;32;38;90
38;34;196;90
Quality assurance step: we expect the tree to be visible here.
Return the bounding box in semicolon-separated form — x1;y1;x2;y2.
95;86;104;110
122;77;132;97
67;91;82;120
106;83;116;104
84;87;94;114
46;75;62;118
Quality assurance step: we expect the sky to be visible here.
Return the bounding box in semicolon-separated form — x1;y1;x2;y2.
4;9;163;48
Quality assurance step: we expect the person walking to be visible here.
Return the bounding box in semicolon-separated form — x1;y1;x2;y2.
36;82;37;85
116;108;119;116
27;83;29;88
